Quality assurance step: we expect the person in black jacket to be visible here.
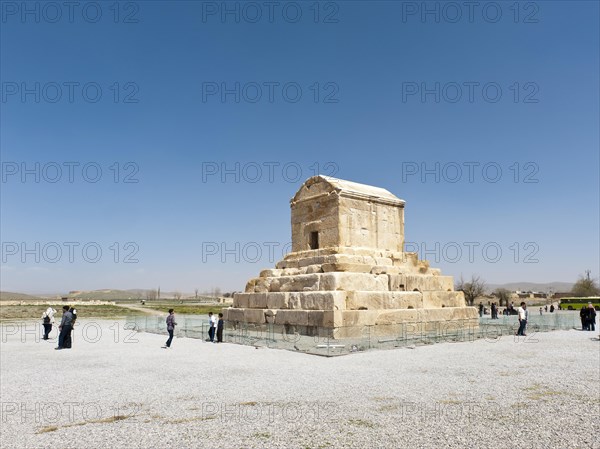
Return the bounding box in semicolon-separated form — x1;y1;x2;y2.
585;303;597;331
216;313;224;343
56;306;73;350
580;306;589;331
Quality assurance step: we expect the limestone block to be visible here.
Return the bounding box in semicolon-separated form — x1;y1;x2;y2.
321;263;372;273
279;274;320;292
260;269;282;278
223;308;245;322
244;309;266;324
288;292;302;309
346;291;423;310
245;279;257;293
340;310;379;327
253;278;270;293
320;272;389;292
298;256;327;267
307;311;325;327
375;274;389;290
233;294;250;308
299;291;347;310
371;266;400;275
305;264;324;274
417;260;430;273
404;275;453;292
265;292;289;309
375;309;421;324
375;257;393;266
276;260;299;269
281;268;301;276
323;310;344;327
246;293;268;308
422;291;466;308
388;274;406;291
268;278;281;292
274;310;309;326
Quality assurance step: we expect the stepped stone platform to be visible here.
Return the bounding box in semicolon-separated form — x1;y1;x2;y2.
223;176;478;337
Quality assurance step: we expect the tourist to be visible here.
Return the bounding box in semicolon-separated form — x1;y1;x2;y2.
539;307;543;316
479;303;484;317
208;312;216;342
216;313;224;343
516;302;528;336
580;306;589;331
162;309;177;349
55;306;73;350
64;307;77;348
586;303;596;331
41;307;56;340
550;304;555;313
545;305;548;312
491;303;497;319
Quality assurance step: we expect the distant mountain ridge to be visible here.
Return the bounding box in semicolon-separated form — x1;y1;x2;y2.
486;282;573;293
3;282;575;300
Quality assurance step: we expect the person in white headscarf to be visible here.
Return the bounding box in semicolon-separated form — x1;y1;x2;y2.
41;307;57;340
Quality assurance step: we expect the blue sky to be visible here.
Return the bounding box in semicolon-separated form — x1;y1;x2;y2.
1;1;598;294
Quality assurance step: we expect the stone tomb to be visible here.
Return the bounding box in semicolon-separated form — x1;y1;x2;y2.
223;176;478;337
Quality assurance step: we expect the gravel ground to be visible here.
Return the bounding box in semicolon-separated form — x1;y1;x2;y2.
1;320;599;449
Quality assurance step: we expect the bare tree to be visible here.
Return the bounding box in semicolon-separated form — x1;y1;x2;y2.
456;275;487;306
571;271;600;297
194;288;199;299
146;289;157;300
174;291;182;301
493;288;511;307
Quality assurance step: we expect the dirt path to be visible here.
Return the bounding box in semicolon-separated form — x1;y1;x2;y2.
113;304;165;316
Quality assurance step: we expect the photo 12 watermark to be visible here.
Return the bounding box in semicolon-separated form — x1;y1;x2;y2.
201;1;340;24
400;162;539;184
1;82;140;104
1;321;139;345
201;81;339;104
201;241;291;263
1;162;140;184
201;161;339;183
404;241;540;264
400;1;539;24
396;399;536;424
0;401;141;426
401;82;539;104
1;242;140;264
200;401;338;424
1;1;140;24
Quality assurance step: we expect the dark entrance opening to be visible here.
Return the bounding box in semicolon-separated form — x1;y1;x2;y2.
309;231;319;250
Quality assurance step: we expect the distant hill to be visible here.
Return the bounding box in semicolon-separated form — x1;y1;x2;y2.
486;282;573;293
68;289;148;300
0;291;44;301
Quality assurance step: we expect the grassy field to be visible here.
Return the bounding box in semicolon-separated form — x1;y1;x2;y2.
0;305;132;321
137;304;228;315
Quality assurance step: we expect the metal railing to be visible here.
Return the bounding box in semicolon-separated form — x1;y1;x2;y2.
125;311;589;357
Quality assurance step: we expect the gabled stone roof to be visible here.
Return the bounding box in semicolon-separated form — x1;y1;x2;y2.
291;175;405;206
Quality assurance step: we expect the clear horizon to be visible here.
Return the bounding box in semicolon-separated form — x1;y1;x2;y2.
2;1;599;294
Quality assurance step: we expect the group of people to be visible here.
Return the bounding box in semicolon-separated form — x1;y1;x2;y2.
579;303;597;331
162;310;223;349
41;305;77;349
